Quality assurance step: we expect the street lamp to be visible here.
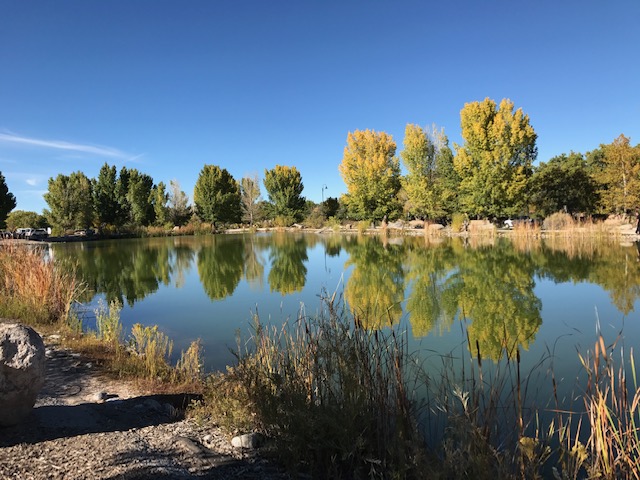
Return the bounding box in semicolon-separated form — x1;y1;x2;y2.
322;184;327;203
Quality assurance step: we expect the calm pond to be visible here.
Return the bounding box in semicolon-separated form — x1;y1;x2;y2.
51;233;640;387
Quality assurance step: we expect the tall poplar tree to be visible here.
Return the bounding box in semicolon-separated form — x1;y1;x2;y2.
194;164;242;227
263;165;305;222
453;98;537;218
400;124;456;220
339;129;401;221
593;134;640;214
240;174;262;225
93;163;120;226
168;179;191;226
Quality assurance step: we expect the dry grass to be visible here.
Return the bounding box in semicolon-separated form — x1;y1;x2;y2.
0;243;81;325
197;294;428;478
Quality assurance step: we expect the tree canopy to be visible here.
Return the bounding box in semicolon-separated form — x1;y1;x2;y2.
44;172;94;233
339;129;401;221
193;164;242;227
263;165;305;222
240;174;262;225
592;134;640;214
454;98;537;218
530;152;598;217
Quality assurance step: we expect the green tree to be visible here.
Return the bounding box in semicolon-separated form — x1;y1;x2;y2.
401;124;456;220
453;98;537;218
151;181;168;226
168;180;191;226
194;164;242;227
44;171;94;233
432;128;459;218
339;129;401;221
115;167;131;227
263;165;305;222
592;134;640;214
93;163;120;227
5;210;47;231
530;152;599;217
0;171;16;229
126;169;154;226
240;174;262;225
322;197;339;218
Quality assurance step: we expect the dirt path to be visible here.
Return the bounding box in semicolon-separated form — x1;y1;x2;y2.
0;336;288;479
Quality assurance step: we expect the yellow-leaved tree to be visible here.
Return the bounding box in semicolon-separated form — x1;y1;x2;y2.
593;134;640;214
401;124;457;220
454;98;537;218
339;129;401;221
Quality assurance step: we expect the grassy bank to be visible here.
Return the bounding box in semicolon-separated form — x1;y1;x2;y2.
0;243;203;392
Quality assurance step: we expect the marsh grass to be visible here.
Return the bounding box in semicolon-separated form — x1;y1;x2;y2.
546;329;640;480
198;295;428;478
0;243;80;325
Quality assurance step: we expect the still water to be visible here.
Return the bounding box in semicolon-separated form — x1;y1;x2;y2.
50;233;640;384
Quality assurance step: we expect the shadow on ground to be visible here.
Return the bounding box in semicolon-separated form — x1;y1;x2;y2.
0;393;201;447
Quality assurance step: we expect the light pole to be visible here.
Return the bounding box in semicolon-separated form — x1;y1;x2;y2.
322;184;327;204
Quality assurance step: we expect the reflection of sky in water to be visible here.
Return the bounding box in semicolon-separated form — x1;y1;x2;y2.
53;236;640;385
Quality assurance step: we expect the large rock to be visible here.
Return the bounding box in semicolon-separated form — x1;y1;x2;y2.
0;323;46;426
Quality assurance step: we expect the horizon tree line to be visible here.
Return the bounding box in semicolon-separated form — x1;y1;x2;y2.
1;97;639;231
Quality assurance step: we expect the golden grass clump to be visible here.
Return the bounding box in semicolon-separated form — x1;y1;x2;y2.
0;244;80;324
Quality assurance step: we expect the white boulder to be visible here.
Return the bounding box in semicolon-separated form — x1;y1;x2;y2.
0;322;46;426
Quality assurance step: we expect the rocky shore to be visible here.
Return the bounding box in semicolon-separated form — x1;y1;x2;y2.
0;336;289;479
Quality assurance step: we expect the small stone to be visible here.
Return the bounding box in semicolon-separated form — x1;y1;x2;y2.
202;434;212;444
94;391;108;403
231;432;262;449
173;436;203;455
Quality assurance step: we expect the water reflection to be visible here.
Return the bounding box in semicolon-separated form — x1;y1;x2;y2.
343;236;404;329
52;235;640;363
197;236;245;301
267;232;308;295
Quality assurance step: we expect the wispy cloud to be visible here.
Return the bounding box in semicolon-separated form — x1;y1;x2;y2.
0;131;143;162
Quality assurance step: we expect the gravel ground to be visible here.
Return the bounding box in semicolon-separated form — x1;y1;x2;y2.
0;337;290;479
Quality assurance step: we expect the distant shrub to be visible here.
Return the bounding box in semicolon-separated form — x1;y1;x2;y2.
304;207;326;229
357;220;370;235
274;215;295;228
543;212;574;230
451;213;466;232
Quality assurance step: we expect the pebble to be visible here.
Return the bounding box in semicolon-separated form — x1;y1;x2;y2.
231;433;262;449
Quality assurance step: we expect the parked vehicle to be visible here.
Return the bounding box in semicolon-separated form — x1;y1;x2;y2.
31;228;49;240
15;228;35;239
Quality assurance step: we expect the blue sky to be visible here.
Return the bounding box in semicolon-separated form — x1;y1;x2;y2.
1;0;638;214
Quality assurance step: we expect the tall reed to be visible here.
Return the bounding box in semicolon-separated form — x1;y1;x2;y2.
0;243;80;324
202;294;427;478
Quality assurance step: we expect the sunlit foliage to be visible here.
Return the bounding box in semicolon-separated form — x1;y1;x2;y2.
44;171;94;233
194;164;242;227
592;134;640;214
454;98;537;218
339;129;401;221
263;165;305;222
